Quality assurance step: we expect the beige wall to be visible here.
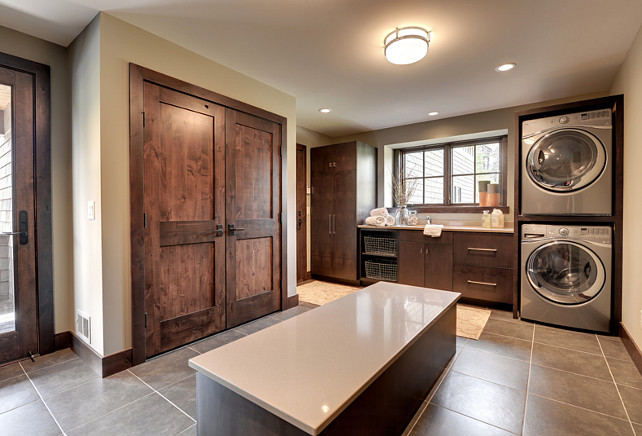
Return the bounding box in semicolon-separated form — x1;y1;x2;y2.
95;13;297;355
610;24;642;350
68;16;104;352
0;25;73;335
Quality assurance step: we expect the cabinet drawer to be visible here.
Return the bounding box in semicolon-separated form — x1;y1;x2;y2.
453;232;514;268
453;264;513;304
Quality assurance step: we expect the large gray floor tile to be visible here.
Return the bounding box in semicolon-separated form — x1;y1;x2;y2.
269;305;310;321
528;364;627;419
233;315;280;336
0;400;61;436
483;318;534;341
598;336;632;360
0;362;24;382
66;393;194;436
618;384;642;425
451;348;529;391
20;348;77;374
489;308;518;322
28;357;99;398
44;370;152;432
533;324;601;355
431;371;525;434
189;329;245;354
466;331;532;362
178;424;197;435
523;394;633;436
130;347;198;391
607;357;642;389
410;403;514;436
531;342;612;381
0;374;39;414
159;375;196;419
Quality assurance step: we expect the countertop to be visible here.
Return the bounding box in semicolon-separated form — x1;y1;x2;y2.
358;223;514;234
188;282;460;435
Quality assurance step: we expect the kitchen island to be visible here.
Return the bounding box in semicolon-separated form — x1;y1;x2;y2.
188;282;460;435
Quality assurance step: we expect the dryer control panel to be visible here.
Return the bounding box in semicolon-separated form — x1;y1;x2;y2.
548;225;611;244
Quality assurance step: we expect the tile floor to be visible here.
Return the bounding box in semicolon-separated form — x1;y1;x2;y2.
1;303;641;435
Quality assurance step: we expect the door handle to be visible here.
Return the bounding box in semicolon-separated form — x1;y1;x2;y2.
2;210;28;245
329;215;332;235
467;280;497;287
228;224;245;235
214;224;224;237
467;247;497;253
332;215;336;235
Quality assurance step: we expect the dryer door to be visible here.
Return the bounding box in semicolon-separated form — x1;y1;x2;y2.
526;241;605;304
526;128;606;192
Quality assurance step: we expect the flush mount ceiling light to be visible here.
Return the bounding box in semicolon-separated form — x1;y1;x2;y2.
495;63;516;72
318;108;332;113
384;26;430;65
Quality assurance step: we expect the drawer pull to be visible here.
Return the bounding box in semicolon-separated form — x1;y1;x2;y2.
467;280;497;287
467;247;497;253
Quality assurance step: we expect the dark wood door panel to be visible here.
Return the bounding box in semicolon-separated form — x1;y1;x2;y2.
425;241;453;291
143;82;226;356
332;170;357;261
234;237;273;300
296;144;307;282
311;255;333;278
330;256;358;282
453;265;513;304
398;242;424;286
310;172;333;258
453;232;514;268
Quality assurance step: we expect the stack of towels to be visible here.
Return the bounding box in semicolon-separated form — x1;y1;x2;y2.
365;207;396;227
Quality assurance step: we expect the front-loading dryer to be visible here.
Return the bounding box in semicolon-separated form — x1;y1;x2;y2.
520;224;612;333
521;108;612;215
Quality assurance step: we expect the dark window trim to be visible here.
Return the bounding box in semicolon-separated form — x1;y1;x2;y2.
394;135;508;211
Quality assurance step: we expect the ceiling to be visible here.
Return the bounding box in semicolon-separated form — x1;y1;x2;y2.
0;0;641;137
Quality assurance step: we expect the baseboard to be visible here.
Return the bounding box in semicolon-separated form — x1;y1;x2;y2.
54;331;71;351
310;274;360;286
286;294;299;309
620;322;642;376
68;331;133;378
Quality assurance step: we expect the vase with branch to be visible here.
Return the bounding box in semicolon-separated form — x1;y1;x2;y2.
391;171;418;225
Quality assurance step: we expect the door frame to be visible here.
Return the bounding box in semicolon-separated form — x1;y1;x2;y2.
129;64;287;365
296;143;308;283
0;52;53;356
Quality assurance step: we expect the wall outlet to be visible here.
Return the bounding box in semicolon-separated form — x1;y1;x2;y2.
75;310;91;344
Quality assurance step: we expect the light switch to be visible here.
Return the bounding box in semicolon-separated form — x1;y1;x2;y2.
306;186;311;195
88;201;95;220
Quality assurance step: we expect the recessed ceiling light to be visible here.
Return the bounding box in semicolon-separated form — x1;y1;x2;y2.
319;108;332;113
428;111;439;116
495;63;516;72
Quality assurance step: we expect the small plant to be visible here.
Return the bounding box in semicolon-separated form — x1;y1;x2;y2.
391;169;419;207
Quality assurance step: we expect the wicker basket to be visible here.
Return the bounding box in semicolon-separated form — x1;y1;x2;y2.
364;260;398;282
363;236;398;256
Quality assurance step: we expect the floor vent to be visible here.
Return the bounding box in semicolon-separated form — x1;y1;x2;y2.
75;310;91;343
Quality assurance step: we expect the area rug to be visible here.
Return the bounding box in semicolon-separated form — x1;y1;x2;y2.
456;304;491;340
297;281;491;340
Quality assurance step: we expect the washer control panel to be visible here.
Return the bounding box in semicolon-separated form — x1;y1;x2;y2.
547;225;611;243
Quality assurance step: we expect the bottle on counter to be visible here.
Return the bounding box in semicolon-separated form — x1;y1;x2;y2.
491;208;504;228
482;210;491;228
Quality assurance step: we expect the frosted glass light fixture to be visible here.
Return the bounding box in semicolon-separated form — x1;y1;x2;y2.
384;27;430;65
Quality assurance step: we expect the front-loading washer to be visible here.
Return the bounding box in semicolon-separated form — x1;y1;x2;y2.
520;224;612;333
521;108;612;215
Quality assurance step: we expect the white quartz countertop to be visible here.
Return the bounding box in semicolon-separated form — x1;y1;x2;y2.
358;224;514;233
188;282;460;435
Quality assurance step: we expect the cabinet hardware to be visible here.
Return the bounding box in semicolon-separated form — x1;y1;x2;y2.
332;215;336;235
467;280;497;287
228;223;246;235
329;215;332;235
3;211;29;245
214;224;224;237
467;247;497;253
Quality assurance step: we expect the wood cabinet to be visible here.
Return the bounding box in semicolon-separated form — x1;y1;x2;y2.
397;231;453;290
452;232;514;304
311;142;376;282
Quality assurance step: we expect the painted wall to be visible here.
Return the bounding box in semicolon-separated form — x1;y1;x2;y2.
96;13;297;355
68;16;104;353
610;23;642;350
0;25;73;335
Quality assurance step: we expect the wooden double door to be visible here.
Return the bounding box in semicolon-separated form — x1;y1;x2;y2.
142;82;281;357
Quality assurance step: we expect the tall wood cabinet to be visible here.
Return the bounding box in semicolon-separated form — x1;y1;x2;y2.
311;141;376;282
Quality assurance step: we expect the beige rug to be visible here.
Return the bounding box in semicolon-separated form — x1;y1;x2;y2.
296;281;491;340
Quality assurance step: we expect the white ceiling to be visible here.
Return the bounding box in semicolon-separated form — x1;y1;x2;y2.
1;0;641;137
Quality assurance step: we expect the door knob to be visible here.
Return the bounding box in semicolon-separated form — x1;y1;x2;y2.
228;223;246;235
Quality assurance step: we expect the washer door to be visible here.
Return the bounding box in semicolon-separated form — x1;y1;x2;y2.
526;128;606;192
526;241;605;304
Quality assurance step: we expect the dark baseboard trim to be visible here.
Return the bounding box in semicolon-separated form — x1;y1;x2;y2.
286;294;299;309
54;331;71;351
620;323;642;376
66;331;133;378
311;274;360;287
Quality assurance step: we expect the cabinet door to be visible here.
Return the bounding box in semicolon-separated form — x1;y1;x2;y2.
398;241;425;286
425;238;453;291
332;167;357;260
310;147;333;259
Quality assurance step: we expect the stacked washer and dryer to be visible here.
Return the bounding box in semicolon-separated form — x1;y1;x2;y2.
519;106;615;333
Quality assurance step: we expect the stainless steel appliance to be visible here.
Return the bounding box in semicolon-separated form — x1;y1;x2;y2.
521;108;612;215
520;224;611;333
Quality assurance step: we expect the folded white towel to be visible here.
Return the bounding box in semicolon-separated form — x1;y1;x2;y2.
423;224;444;237
365;216;386;227
370;207;389;217
384;215;396;226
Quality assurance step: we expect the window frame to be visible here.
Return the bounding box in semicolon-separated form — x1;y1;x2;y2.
394;135;509;213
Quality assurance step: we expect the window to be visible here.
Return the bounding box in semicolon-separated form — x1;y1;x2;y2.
396;136;507;209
